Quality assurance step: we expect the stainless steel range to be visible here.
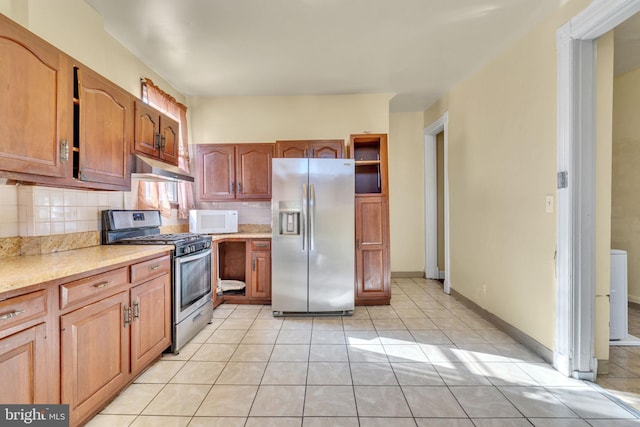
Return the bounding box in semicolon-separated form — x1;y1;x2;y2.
101;209;213;353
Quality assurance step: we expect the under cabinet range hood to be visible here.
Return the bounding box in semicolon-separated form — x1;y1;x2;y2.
131;154;194;182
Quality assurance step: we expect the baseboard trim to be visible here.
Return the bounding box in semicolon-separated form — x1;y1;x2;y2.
391;271;426;278
629;295;640;306
450;289;554;364
597;359;609;375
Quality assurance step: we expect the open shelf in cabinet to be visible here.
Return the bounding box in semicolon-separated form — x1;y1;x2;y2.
351;135;386;195
217;241;247;298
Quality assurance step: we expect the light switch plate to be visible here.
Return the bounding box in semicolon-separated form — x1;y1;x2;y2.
545;195;554;213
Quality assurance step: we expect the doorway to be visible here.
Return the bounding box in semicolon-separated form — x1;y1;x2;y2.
424;112;450;294
555;0;640;381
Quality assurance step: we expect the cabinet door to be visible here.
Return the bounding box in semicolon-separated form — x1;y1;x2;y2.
196;145;235;200
0;323;48;404
250;241;271;300
0;15;71;178
236;144;273;199
355;197;390;302
130;274;171;375
133;101;160;159
61;291;129;426
310;140;344;159
159;114;180;166
76;67;131;188
275;141;307;158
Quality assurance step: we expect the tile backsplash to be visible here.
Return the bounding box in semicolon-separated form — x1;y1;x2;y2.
0;180;271;241
17;185;124;237
0;184;18;238
194;200;272;225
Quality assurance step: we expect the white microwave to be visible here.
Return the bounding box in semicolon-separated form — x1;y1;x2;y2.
189;210;238;234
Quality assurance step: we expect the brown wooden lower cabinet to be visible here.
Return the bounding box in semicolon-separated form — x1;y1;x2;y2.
0;287;55;405
215;238;271;305
250;240;271;301
58;254;172;426
355;196;391;304
0;323;49;404
130;274;171;376
61;291;130;426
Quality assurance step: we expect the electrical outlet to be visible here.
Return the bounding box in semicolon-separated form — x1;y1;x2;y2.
545;195;554;213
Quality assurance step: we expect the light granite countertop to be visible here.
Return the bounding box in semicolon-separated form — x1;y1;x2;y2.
0;233;272;295
209;232;272;241
0;245;172;294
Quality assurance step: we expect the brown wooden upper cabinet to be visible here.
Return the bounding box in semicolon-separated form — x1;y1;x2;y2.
0;14;72;179
133;101;180;166
0;15;134;190
196;143;274;201
75;66;132;189
275;140;344;159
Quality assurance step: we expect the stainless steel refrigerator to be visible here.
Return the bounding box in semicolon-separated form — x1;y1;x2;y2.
272;158;355;315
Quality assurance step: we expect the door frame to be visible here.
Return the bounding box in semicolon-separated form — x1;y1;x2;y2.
555;0;640;380
424;112;451;294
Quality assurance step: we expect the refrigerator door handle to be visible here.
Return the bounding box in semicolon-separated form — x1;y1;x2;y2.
309;183;315;251
302;183;308;251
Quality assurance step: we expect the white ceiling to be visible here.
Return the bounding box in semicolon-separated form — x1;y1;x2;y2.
85;0;582;111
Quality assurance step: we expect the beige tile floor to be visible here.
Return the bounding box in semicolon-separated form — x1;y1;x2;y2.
87;278;640;426
598;304;640;412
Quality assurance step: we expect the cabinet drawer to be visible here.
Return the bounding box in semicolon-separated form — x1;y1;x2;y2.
251;240;271;251
60;267;128;310
0;290;47;332
130;255;171;284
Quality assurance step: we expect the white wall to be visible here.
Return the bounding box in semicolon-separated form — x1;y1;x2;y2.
423;0;591;350
389;112;425;272
189;94;392;144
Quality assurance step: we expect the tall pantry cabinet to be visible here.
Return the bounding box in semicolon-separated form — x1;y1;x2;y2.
350;134;391;305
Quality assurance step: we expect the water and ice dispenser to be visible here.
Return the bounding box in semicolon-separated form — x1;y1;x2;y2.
277;201;301;235
280;211;300;235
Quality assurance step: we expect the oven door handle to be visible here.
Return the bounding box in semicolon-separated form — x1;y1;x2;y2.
175;248;212;264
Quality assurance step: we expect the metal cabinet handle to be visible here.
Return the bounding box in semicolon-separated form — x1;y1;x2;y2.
93;281;112;289
123;306;131;327
252;258;256;271
148;264;161;271
254;242;268;248
238;182;242;193
60;139;69;162
0;309;25;320
132;302;140;320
